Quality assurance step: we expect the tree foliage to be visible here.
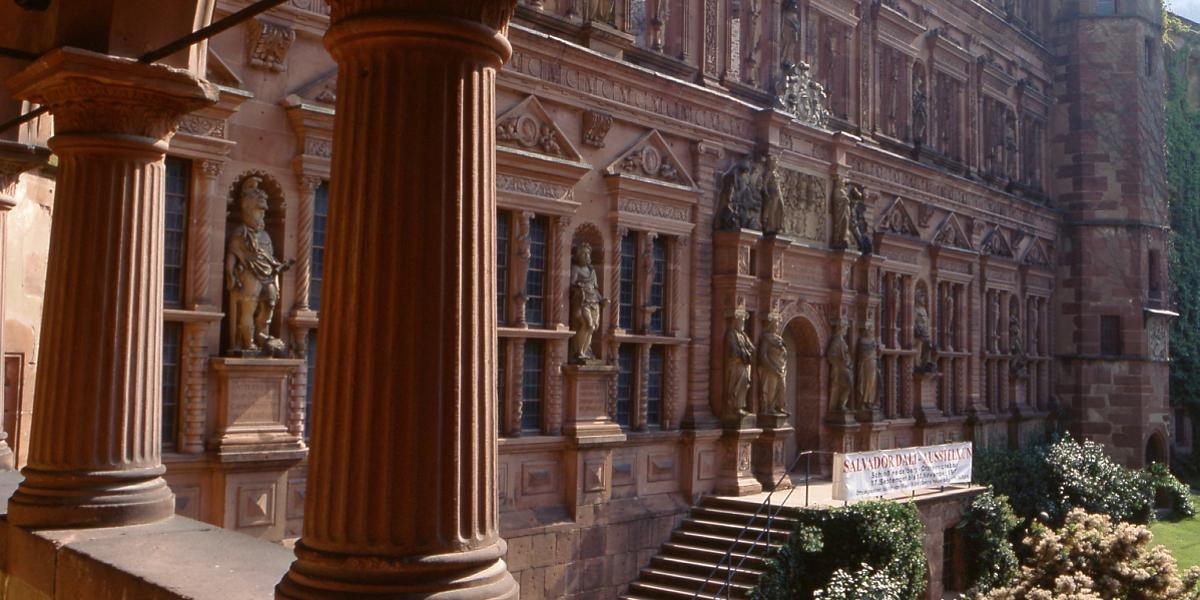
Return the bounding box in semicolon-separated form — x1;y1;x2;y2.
959;490;1021;593
1167;30;1200;419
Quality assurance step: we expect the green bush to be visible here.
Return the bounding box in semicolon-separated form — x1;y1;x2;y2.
1148;462;1198;520
813;564;904;600
957;490;1019;594
751;501;926;600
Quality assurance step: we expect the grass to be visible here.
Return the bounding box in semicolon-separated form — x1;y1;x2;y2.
1151;495;1200;571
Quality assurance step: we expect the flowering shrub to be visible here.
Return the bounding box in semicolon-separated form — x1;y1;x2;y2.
974;509;1200;600
1147;462;1197;520
958;490;1020;593
813;564;904;600
751;501;926;600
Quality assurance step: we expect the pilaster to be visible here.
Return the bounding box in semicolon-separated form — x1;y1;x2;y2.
4;48;217;528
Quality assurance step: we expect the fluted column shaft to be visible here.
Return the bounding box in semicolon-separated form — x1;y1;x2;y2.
278;3;518;598
4;48;216;528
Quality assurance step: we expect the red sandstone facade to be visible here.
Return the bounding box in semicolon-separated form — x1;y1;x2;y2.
0;0;1171;598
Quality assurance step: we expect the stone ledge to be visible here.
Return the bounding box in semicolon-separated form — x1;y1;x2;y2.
0;472;292;599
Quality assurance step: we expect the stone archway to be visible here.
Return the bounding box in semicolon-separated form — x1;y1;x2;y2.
1146;430;1168;466
783;315;823;470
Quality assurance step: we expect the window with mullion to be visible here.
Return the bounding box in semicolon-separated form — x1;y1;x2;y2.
646;346;664;428
162;322;183;451
524;217;548;326
497;339;507;436
616;344;634;427
164;157;190;307
521;339;544;432
496;211;510;325
619;233;636;329
305;329;317;439
310;181;329;310
649;236;667;334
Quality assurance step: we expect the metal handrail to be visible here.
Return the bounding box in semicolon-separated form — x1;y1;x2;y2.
692;449;834;599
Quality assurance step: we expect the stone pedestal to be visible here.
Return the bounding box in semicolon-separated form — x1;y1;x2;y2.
563;363;623;442
277;4;518;598
753;417;793;491
716;427;762;496
913;369;944;424
5;48;217;529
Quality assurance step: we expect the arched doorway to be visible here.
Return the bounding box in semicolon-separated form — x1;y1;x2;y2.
1146;431;1168;466
783;316;823;472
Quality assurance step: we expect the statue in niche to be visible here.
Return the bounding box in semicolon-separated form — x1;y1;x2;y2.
725;307;755;420
914;286;935;372
941;286;956;351
1005;111;1018;177
856;318;880;412
830;177;856;250
851;185;873;254
758;312;788;416
761;155;784;235
226;176;294;356
717;155;764;231
745;0;762;85
1009;305;1028;378
912;69;928;147
591;0;616;24
780;0;801;68
1028;303;1039;355
569;242;606;363
827;319;853;413
651;0;670;52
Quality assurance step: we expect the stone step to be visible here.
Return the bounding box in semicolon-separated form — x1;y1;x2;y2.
670;529;785;555
640;567;756;597
680;517;794;541
691;505;800;530
621;581;732;600
657;542;771;571
651;554;764;582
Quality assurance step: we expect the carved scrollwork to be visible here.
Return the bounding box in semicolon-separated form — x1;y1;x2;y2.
247;19;296;72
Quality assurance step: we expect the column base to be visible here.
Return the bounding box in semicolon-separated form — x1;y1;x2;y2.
7;467;174;528
0;441;14;471
277;540;518;599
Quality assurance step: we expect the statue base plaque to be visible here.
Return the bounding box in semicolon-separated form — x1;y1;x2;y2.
753;419;793;492
715;427;762;496
563;364;624;444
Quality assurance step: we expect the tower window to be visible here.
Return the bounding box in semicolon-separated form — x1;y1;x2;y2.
1100;315;1122;357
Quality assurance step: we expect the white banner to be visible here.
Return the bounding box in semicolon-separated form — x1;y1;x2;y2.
832;442;973;501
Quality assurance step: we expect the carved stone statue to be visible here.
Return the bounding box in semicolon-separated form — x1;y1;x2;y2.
851;185;873;254
1009;305;1028;378
774;61;830;128
827;319;853;413
761;155;784;235
1028;303;1039;354
717;155;764;231
780;0;801;67
745;0;762;85
856;318;880;412
758;311;788;416
569;243;606;363
226;176;294;356
914;286;935;372
912;69;928;146
830;177;856;250
941;286;956;351
990;293;1002;352
651;0;670;52
591;0;617;24
725;308;756;420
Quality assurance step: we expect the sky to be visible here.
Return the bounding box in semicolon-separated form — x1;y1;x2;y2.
1173;0;1200;23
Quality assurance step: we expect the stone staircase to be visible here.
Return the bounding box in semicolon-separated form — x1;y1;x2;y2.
621;496;800;600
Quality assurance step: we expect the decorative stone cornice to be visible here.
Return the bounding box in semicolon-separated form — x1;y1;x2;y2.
0;141;50;199
7;48;218;143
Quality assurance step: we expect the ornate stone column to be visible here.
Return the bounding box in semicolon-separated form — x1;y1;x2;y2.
5;48;217;528
277;3;519;598
293;174;322;314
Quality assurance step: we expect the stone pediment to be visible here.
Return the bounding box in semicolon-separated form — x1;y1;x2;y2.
290;67;337;105
875;196;920;237
496;96;583;163
206;49;244;88
931;213;973;251
604;130;695;188
1021;238;1052;268
980;225;1014;258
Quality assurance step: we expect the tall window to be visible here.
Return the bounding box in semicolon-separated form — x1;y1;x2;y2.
496;211;510;324
497;340;507;435
616;344;634;427
1100;316;1122;356
164;157;190;307
1149;250;1162;298
619;233;636;329
521;340;544;432
646;346;664;428
524;217;548;326
310;181;329;310
305;329;317;439
162;322;183;451
648;237;667;334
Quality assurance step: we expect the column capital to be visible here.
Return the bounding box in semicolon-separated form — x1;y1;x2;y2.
324;1;517;65
6;47;218;144
199;159;225;180
328;0;516;31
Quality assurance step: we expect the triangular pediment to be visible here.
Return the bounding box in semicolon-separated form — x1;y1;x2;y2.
496;96;583;163
875;197;920;237
1021;238;1052;268
604;130;695;188
980;225;1014;258
206;49;244;88
291;67;338;106
931;213;973;251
